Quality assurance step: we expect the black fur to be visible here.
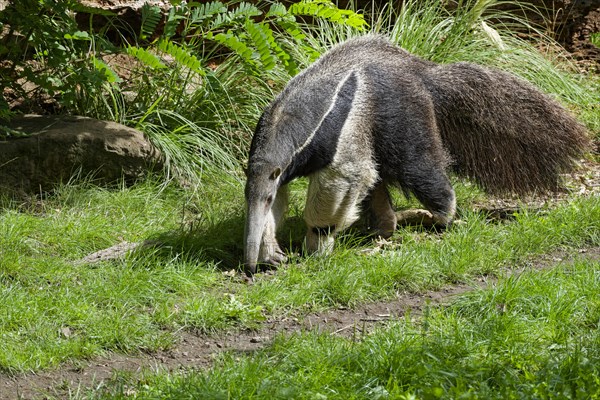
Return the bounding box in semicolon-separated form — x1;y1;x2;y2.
281;72;358;184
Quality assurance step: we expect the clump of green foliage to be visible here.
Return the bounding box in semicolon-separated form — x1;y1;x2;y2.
0;0;366;180
0;0;366;115
591;32;600;48
0;0;113;118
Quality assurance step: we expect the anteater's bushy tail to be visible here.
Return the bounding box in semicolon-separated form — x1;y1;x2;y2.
427;62;590;195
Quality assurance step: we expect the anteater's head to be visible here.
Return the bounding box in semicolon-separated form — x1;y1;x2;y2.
243;159;282;276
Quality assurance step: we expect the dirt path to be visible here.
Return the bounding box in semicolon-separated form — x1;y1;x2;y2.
2;247;598;400
1;283;482;400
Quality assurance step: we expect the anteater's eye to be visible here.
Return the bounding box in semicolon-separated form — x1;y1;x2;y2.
266;195;273;205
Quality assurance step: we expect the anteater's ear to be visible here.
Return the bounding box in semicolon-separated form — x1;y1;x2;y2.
270;167;282;181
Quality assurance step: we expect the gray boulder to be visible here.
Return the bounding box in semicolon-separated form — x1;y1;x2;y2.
0;115;163;195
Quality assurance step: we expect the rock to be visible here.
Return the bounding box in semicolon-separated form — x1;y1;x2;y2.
78;0;170;10
76;240;161;265
0;115;163;195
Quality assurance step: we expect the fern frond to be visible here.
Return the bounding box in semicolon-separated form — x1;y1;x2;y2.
209;12;232;30
265;2;288;18
257;22;299;75
190;1;227;24
206;30;256;68
126;46;167;70
231;2;262;20
164;4;187;39
274;19;306;42
245;20;277;70
208;2;262;30
92;59;121;84
140;4;162;40
266;3;306;42
290;0;368;30
157;40;206;75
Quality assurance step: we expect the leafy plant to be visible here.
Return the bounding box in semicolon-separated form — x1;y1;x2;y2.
0;0;119;117
592;32;600;48
150;0;367;76
0;0;367;182
116;0;367;180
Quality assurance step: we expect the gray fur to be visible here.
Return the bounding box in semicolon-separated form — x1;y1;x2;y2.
243;35;590;276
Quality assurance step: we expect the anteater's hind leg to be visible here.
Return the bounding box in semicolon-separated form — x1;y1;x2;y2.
362;181;397;238
372;78;456;228
399;158;456;227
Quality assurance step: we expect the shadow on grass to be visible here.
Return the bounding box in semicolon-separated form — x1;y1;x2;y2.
131;205;524;272
137;215;308;272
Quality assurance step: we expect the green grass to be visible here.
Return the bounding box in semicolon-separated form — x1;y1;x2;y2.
0;177;598;375
81;254;600;399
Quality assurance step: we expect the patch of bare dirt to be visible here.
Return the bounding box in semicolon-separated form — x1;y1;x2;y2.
2;248;599;400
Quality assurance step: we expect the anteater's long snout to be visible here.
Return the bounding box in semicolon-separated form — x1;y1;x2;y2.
243;201;267;276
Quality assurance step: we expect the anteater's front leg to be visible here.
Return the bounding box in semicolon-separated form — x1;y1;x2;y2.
303;169;374;255
258;184;289;266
